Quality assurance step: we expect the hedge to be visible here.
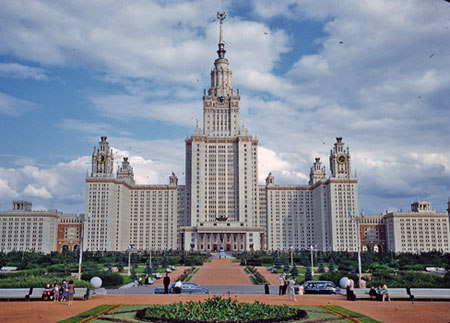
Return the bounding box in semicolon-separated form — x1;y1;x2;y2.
81;271;123;288
0;275;91;289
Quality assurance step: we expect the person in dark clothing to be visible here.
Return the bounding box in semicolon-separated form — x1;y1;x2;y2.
264;282;270;295
369;286;378;300
163;274;171;294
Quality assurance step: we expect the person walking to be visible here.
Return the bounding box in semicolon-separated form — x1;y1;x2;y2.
67;280;74;306
278;274;285;295
286;276;297;301
163;273;171;294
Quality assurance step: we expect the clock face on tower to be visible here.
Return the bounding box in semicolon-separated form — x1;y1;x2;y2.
337;154;347;165
97;153;106;163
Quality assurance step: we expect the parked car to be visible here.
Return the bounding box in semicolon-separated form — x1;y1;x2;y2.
302;281;340;294
154;282;209;294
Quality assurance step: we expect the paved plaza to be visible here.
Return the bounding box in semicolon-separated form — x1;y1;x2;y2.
0;258;449;323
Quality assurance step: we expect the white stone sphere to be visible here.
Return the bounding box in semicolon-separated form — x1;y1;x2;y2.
339;277;349;289
90;276;102;288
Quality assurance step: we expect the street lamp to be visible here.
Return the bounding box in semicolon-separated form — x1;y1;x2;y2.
78;212;91;279
128;245;133;276
350;211;362;286
289;245;293;267
310;245;316;276
149;245;152;270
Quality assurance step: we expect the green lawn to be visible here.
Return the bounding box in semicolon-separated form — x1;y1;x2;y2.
58;304;380;323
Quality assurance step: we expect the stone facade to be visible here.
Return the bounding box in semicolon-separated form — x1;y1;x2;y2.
385;202;450;253
0;201;59;253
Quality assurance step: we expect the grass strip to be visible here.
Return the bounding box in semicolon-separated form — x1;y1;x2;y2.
57;305;120;323
326;306;381;323
320;305;381;323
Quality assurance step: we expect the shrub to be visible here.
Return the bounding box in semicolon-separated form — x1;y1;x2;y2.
138;296;307;322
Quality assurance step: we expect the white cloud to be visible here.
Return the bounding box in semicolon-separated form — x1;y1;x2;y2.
0;92;37;116
90;93;200;126
0;156;90;212
0;0;450;214
258;146;309;184
0;178;19;200
23;184;52;199
0;63;48;80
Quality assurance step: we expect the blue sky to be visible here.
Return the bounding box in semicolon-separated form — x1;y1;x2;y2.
1;0;450;214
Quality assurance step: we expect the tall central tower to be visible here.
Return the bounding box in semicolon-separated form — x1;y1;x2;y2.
203;12;240;137
183;13;263;251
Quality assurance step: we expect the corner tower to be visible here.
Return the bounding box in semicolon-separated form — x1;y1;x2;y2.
91;136;114;178
330;137;351;178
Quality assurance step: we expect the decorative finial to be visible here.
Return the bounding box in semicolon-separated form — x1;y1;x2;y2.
216;12;227;58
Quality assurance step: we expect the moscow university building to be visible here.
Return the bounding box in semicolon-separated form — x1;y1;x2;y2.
84;25;359;253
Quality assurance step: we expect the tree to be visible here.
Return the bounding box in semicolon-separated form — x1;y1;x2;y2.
290;263;299;276
152;256;159;269
130;268;137;281
328;257;335;272
283;257;290;272
273;255;281;269
305;265;312;281
161;255;169;268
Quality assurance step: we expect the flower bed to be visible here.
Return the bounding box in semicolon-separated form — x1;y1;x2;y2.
136;296;307;322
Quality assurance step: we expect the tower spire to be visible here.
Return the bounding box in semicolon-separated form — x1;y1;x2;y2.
217;12;227;58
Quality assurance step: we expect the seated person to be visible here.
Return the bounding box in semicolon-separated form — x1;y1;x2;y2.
381;284;391;302
369;286;377;300
375;285;383;301
42;284;53;301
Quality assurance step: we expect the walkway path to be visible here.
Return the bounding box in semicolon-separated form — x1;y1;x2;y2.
151;266;189;286
255;266;280;285
190;258;252;285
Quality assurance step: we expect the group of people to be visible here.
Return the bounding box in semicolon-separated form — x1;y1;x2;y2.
162;273;183;294
278;274;298;301
42;280;75;305
369;285;391;301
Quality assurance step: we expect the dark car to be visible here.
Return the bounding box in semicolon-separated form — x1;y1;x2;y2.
303;281;340;294
154;282;209;294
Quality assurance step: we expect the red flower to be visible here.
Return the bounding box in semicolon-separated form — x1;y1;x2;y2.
238;302;242;306
198;308;203;312
186;306;190;310
232;309;235;312
227;291;230;295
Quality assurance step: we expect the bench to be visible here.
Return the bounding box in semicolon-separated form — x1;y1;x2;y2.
73;287;90;300
353;288;408;300
410;288;450;300
352;288;450;301
0;288;31;301
28;288;46;300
